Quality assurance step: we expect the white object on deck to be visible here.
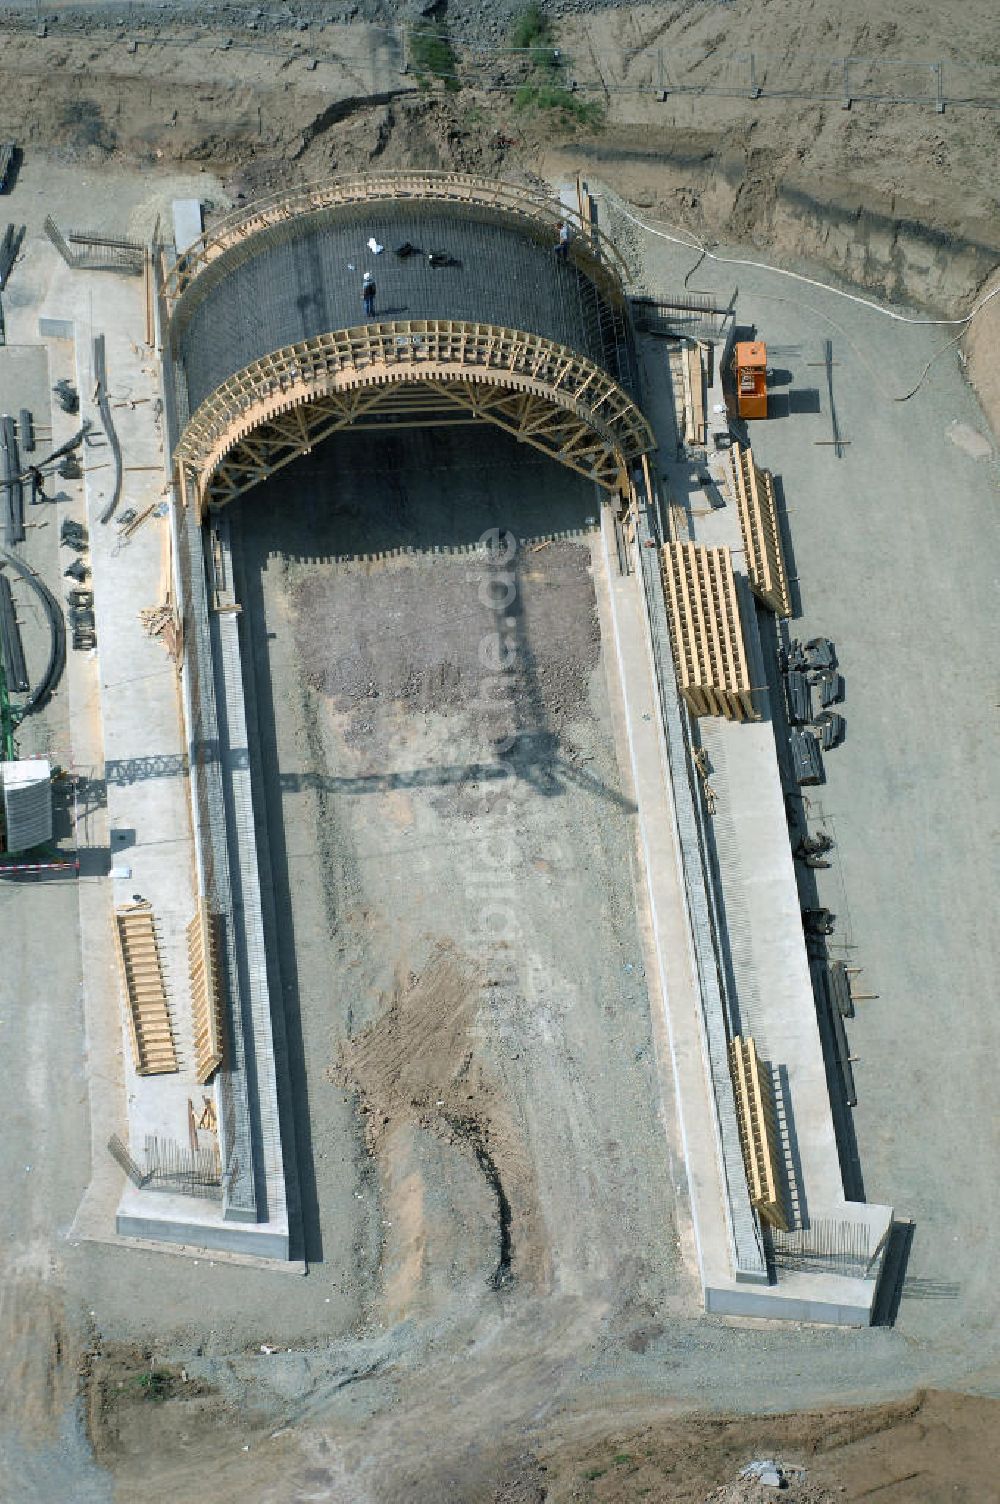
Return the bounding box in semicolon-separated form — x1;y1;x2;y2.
172;199;204;255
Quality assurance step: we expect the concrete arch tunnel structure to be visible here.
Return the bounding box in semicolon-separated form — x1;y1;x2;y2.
139;172;657;1258
117;170;894;1324
166;172;655;518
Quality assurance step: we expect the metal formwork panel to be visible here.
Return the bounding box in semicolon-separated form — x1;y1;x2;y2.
2;758;51;851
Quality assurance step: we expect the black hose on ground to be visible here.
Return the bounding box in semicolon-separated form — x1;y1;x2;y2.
0;546;66;714
93;335;124;525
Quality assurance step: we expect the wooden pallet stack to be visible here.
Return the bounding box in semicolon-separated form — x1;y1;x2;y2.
728;1035;788;1231
727;442;792;618
186;899;225;1084
659;542;758;722
113;903;177;1075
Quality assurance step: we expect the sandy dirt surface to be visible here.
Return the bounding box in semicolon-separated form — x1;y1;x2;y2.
0;1;996;314
0;2;998;1499
230;426;686;1341
76;1365;1000;1503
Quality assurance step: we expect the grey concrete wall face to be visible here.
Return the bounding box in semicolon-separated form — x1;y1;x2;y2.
116;1213;289;1261
172;202;635;420
705;1285;873;1326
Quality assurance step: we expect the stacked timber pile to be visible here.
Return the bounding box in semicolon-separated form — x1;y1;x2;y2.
728;1034;788;1230
187;899;224;1084
659;541;757;722
727;442;792;617
113;902;177;1075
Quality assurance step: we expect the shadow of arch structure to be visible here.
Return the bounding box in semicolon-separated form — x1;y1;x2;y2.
165;171;655;518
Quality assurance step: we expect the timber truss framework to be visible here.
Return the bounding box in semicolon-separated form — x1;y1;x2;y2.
174;320;655;518
162;169;630;310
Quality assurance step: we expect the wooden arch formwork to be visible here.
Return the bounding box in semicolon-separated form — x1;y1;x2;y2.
163;170;630;309
174;320;656;519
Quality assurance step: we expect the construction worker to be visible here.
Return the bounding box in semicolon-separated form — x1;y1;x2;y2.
362;271;376;318
28;465;46;503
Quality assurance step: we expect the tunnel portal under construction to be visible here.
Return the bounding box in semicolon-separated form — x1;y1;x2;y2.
142;170;891;1327
166;173;654;517
143;172;658;1259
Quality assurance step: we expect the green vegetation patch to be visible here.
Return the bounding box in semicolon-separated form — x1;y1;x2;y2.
408;22;460;91
510;3;560;72
514;83;604;129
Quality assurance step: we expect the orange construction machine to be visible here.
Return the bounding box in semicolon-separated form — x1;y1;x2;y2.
734;340;768;420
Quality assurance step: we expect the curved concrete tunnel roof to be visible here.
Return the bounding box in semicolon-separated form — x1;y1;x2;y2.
170;199;637;425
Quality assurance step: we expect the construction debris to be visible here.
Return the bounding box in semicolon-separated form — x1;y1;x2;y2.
53;379;79;415
0;570;28;692
728;441;792;616
139;601;182;661
814;709;845;750
784;669;813;725
94;335;125;524
790;726;824;785
0;142;15;194
829;959;854;1018
0;223;25;289
116;500;157;544
794;830;834;868
113;901;178;1076
660;541;758;721
0;414;24;544
60;518;89;550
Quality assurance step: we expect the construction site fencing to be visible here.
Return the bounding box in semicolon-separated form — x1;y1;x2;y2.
567;45;996;111
1;13;995;111
402;30;1000;112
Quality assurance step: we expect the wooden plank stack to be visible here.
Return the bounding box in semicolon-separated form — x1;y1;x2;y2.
728;1035;788;1231
727;442;792;618
659;542;758;722
114;903;177;1075
684;340;706;447
187;899;224;1084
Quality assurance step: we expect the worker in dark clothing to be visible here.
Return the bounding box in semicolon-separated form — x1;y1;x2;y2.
362;271;376;318
555;221;570;261
28;465;46;503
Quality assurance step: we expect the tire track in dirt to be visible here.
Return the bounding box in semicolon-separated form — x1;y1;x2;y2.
334;940;550;1309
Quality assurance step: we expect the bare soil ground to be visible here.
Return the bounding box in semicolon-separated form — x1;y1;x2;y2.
0;1;996;316
2;0;995;426
1;3;998;1499
80;1355;1000;1504
230;426;683;1338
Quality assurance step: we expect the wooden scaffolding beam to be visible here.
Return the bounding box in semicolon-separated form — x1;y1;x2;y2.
174;321;655;518
187;899;225;1084
163;170;630;308
113;903;177;1076
728;1035;788;1231
728;441;792;618
659;541;758;721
